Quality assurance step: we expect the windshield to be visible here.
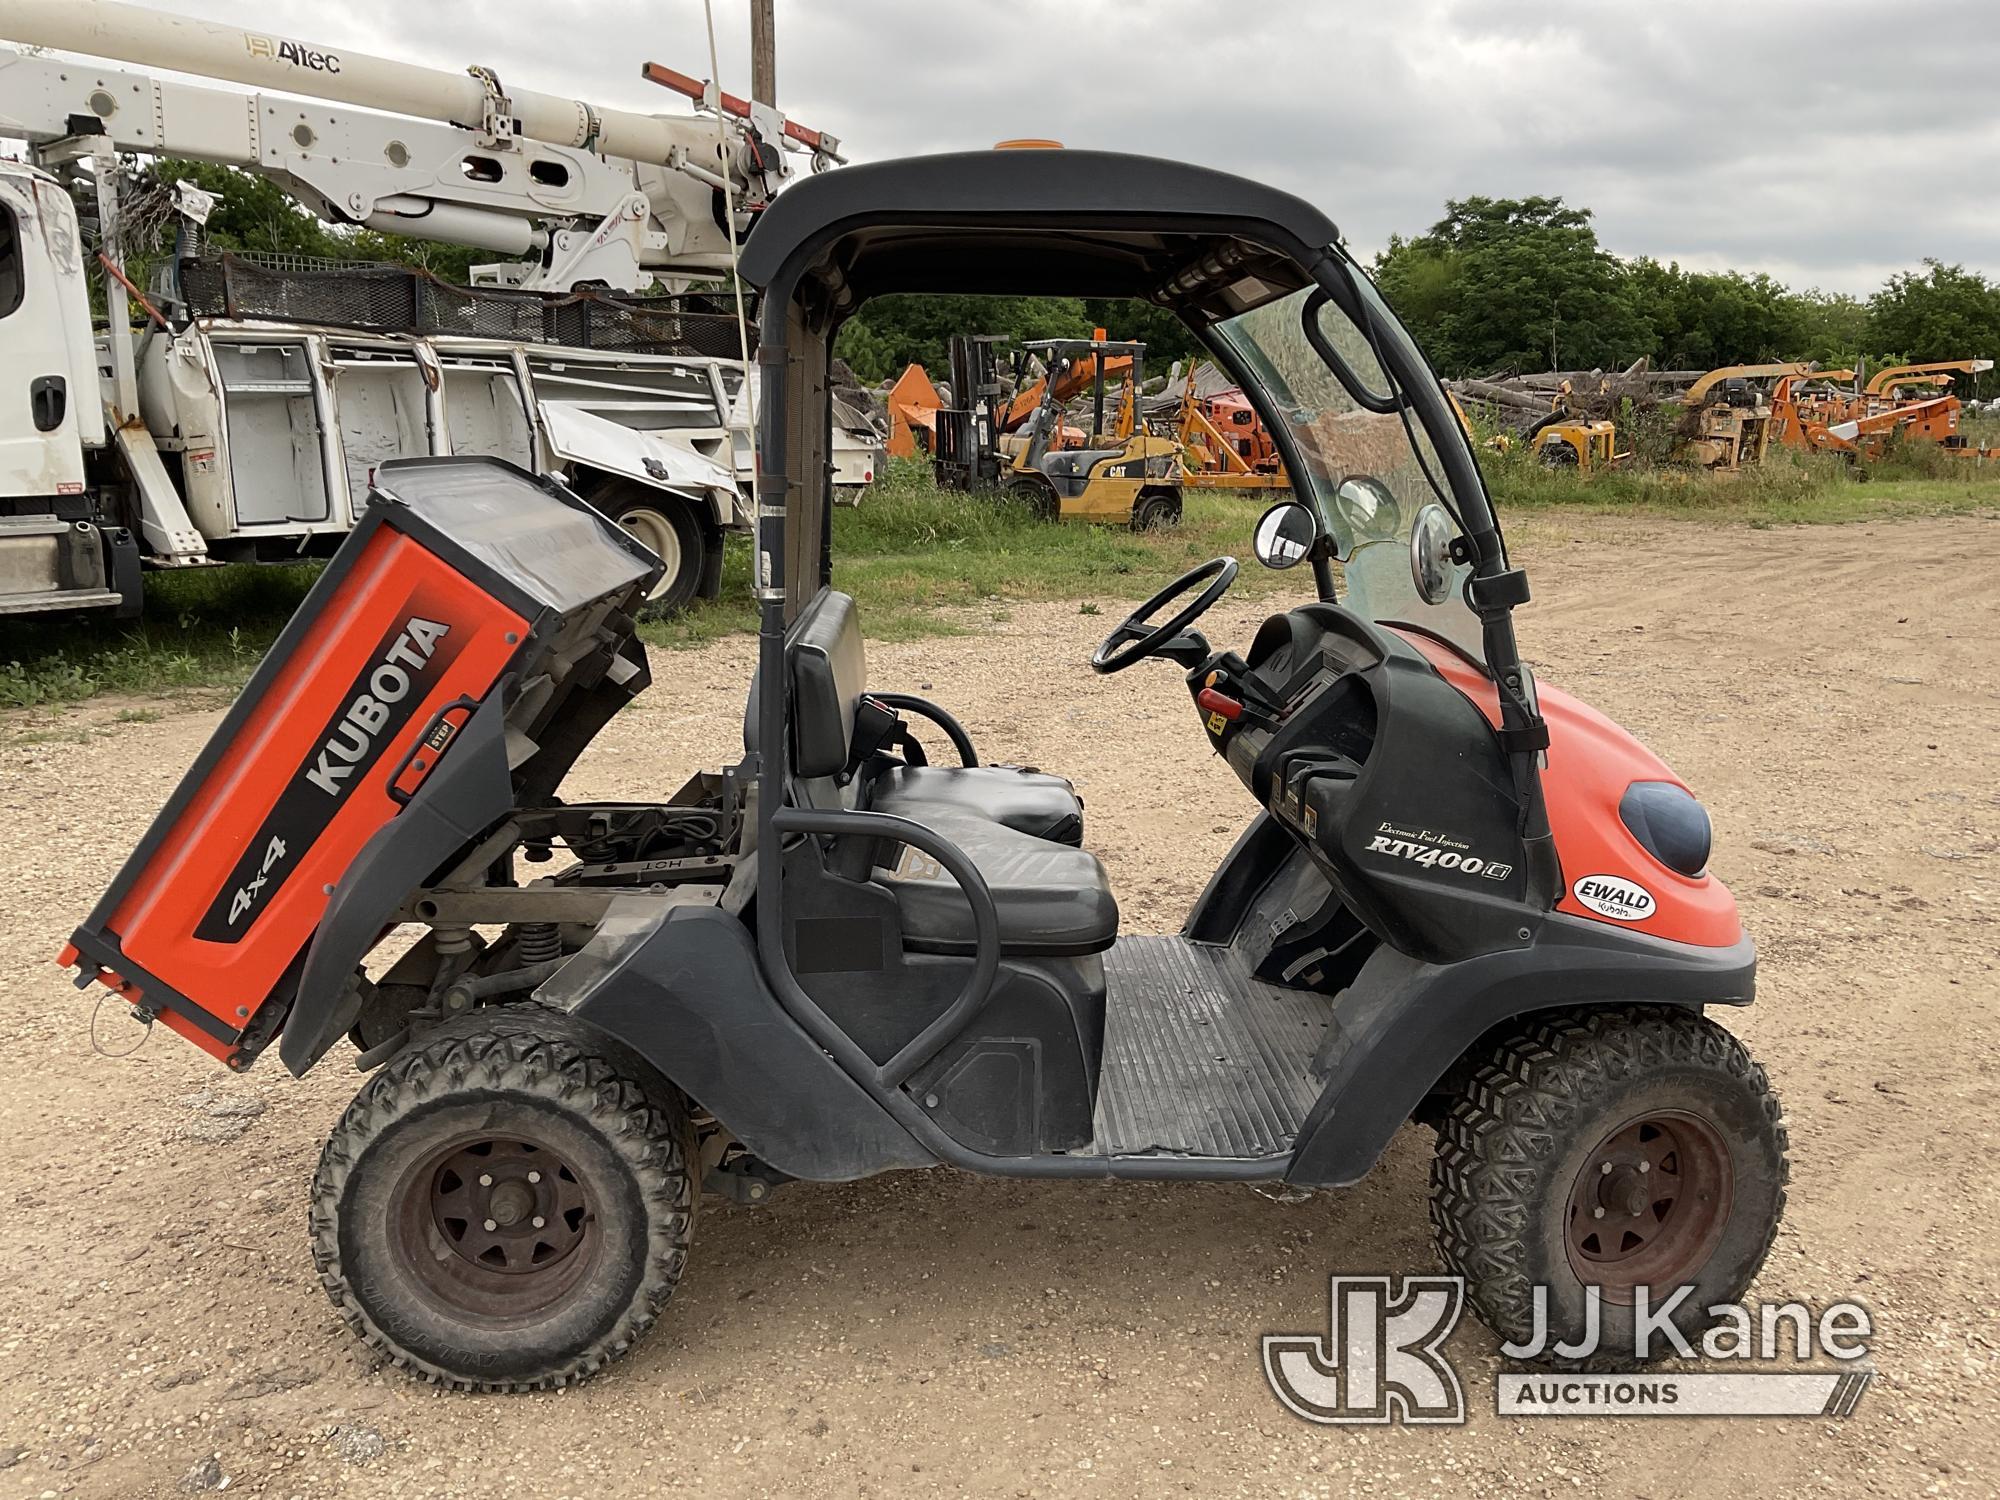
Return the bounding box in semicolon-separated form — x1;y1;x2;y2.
1212;277;1485;661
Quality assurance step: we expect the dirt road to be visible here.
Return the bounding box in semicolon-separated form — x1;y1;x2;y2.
1;513;1994;1498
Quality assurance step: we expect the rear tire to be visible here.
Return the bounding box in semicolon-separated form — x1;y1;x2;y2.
1429;1006;1787;1366
1131;488;1183;531
310;1007;696;1391
600;482;708;617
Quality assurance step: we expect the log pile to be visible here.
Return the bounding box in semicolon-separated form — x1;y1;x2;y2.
1448;358;1707;433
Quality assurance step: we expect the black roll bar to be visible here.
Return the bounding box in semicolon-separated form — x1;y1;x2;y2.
768;806;1002;1088
869;693;979;767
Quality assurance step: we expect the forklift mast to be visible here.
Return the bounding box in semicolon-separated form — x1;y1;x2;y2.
933;335;1010;491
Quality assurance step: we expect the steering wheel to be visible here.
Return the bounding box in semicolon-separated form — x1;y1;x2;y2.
1090;556;1239;674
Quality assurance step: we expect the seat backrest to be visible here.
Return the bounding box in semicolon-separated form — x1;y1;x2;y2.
743;587;868;779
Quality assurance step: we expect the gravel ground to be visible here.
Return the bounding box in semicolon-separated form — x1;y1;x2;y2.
0;512;1994;1498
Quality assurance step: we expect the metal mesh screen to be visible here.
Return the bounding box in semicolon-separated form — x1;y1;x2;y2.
176;255;754;359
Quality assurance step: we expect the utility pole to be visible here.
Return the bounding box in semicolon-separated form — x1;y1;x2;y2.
750;0;776;106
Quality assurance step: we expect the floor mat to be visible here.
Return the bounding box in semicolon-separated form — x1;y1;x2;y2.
1092;936;1330;1157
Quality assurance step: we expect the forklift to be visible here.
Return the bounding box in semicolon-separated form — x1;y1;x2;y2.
930;334;1012;491
934;332;1185;528
1005;335;1184;528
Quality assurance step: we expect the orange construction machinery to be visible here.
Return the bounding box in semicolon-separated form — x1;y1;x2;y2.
1002;340;1134;434
887;339;1298;495
1671;363;1811;470
883;332;1133;474
885;363;942;460
1172;364;1290;490
1769;358;1997;463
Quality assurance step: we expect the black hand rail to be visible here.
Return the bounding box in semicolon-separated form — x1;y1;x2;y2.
770;806;1001;1088
869;692;979;767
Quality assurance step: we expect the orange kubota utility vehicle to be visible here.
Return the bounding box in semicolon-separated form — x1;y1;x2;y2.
64;148;1789;1393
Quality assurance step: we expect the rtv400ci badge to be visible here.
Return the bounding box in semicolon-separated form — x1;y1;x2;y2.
1366;822;1513;882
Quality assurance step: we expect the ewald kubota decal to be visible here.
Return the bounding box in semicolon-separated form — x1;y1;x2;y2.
194;607;463;943
1572;872;1658;922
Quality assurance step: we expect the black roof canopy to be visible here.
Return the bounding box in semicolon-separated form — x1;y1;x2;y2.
738;150;1343;317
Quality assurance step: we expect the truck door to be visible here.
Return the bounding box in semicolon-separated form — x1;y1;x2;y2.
327;344;432;516
437;354;535;469
210;340;334;526
0;172;97;500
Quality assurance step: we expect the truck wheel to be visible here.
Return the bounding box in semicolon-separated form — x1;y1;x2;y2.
601;483;707;617
309;1007;696;1391
1430;1007;1787;1366
1131;489;1183;531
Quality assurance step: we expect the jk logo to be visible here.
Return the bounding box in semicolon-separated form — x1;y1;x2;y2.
1262;1276;1467;1425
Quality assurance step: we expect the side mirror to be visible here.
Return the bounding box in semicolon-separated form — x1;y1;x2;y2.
1253;500;1317;570
1335;475;1402;540
1409;504;1456;605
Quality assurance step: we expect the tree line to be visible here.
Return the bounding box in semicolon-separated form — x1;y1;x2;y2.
834;196;1999;390
1372;195;1996;384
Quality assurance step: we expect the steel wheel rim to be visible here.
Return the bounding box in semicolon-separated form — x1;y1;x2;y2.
391;1133;599;1323
617;507;681;600
1564;1109;1733;1303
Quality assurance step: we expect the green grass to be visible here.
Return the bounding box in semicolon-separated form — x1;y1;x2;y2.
7;452;1998;712
640;459;1294;649
0;563;318;710
1481;441;2000;524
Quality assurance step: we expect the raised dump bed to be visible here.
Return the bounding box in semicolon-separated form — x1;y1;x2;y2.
61;457;659;1066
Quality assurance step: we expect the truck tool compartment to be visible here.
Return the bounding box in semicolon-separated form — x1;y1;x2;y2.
61;457;659;1067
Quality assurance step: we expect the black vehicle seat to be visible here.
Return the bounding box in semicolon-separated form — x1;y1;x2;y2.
747;587;1117;956
874;803;1118;957
745;587;1084;842
868;764;1084;846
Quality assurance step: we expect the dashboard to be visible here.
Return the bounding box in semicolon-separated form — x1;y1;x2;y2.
1210;605;1386;804
1192;604;1537;963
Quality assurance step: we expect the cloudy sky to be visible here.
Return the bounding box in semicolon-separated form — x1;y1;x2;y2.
47;0;2000;294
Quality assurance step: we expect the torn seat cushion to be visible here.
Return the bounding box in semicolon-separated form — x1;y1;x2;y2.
868;764;1084;846
873;806;1118;957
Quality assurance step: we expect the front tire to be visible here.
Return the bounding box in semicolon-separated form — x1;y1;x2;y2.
310;1007;696;1391
1004;474;1060;522
1430;1006;1787;1365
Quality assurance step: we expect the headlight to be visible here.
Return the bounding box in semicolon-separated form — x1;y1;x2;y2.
1619;781;1712;877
